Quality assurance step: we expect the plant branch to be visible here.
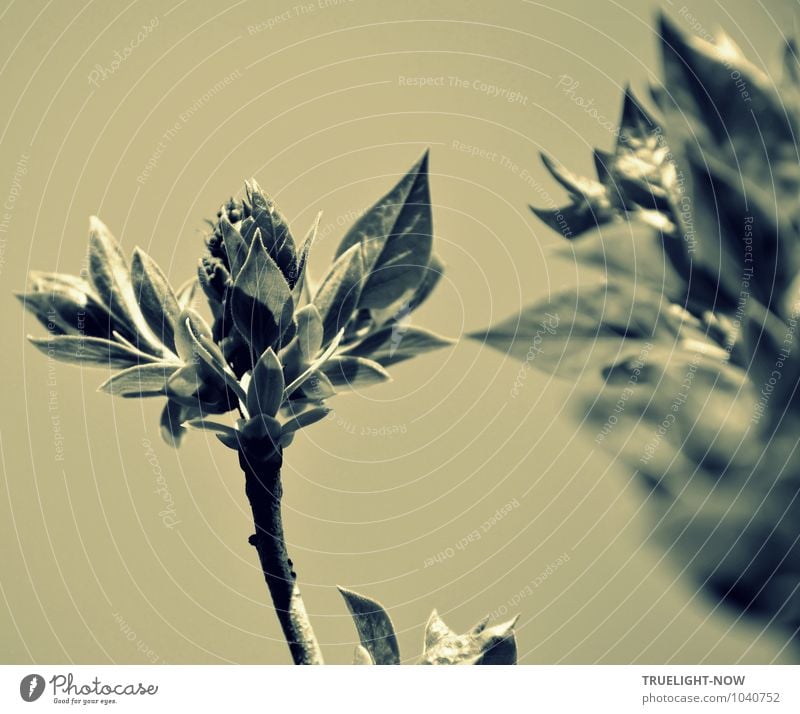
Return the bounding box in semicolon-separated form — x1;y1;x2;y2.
238;449;323;665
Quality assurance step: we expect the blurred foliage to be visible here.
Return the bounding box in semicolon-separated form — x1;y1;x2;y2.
475;15;800;646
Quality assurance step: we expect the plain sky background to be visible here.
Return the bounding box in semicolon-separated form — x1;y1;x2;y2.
1;0;798;664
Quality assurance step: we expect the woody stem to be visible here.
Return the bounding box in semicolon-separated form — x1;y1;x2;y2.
238;450;323;665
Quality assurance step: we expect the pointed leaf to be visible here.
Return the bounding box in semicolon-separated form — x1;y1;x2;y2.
419;614;518;665
297;371;336;400
338;587;400;665
160;399;196;447
280;405;330;436
336;152;434;309
471;282;669;376
175;277;197;310
16;283;113;339
551;222;687;305
131;248;181;352
295;304;323;360
240;413;282;443
98;362;179;396
314;243;364;346
618;86;658;150
243;179;297;279
321;355;391;388
283;329;344;397
541;152;606;199
231;228;294;354
28;335;150;369
531;200;615;239
247;348;285;417
87;217;162;352
474;618;519;665
216;431;242;450
424;609;454;650
166;364;202;399
173;308;215;363
218;214;248;277
406;252;445;312
344;325;454;366
291;213;320;297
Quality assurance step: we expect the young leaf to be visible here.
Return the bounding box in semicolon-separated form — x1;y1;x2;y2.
294;304;323;361
27;335;153;369
247;348;285;417
240;413;282;443
87;217;163;353
343;325;454;366
216;431;242;451
335;152;433;309
321;356;391;388
338;587;400;665
175;277;198;310
296;371;336;400
173;309;215;362
231;228;294;355
406;252;445;313
131;248;181;353
551;222;687;306
471;282;667;376
419;612;519;665
313;243;364;346
98;362;179;397
16;282;113;338
283;329;344;397
424;610;454;650
472;618;519;665
166;364;202;400
280;405;330;436
160;399;196;447
291;213;320;297
242;180;297;280
218;214;248;277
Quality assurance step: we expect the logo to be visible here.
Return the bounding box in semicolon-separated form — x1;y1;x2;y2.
20;674;45;702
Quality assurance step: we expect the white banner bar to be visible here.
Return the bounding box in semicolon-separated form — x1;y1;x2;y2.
1;665;798;713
